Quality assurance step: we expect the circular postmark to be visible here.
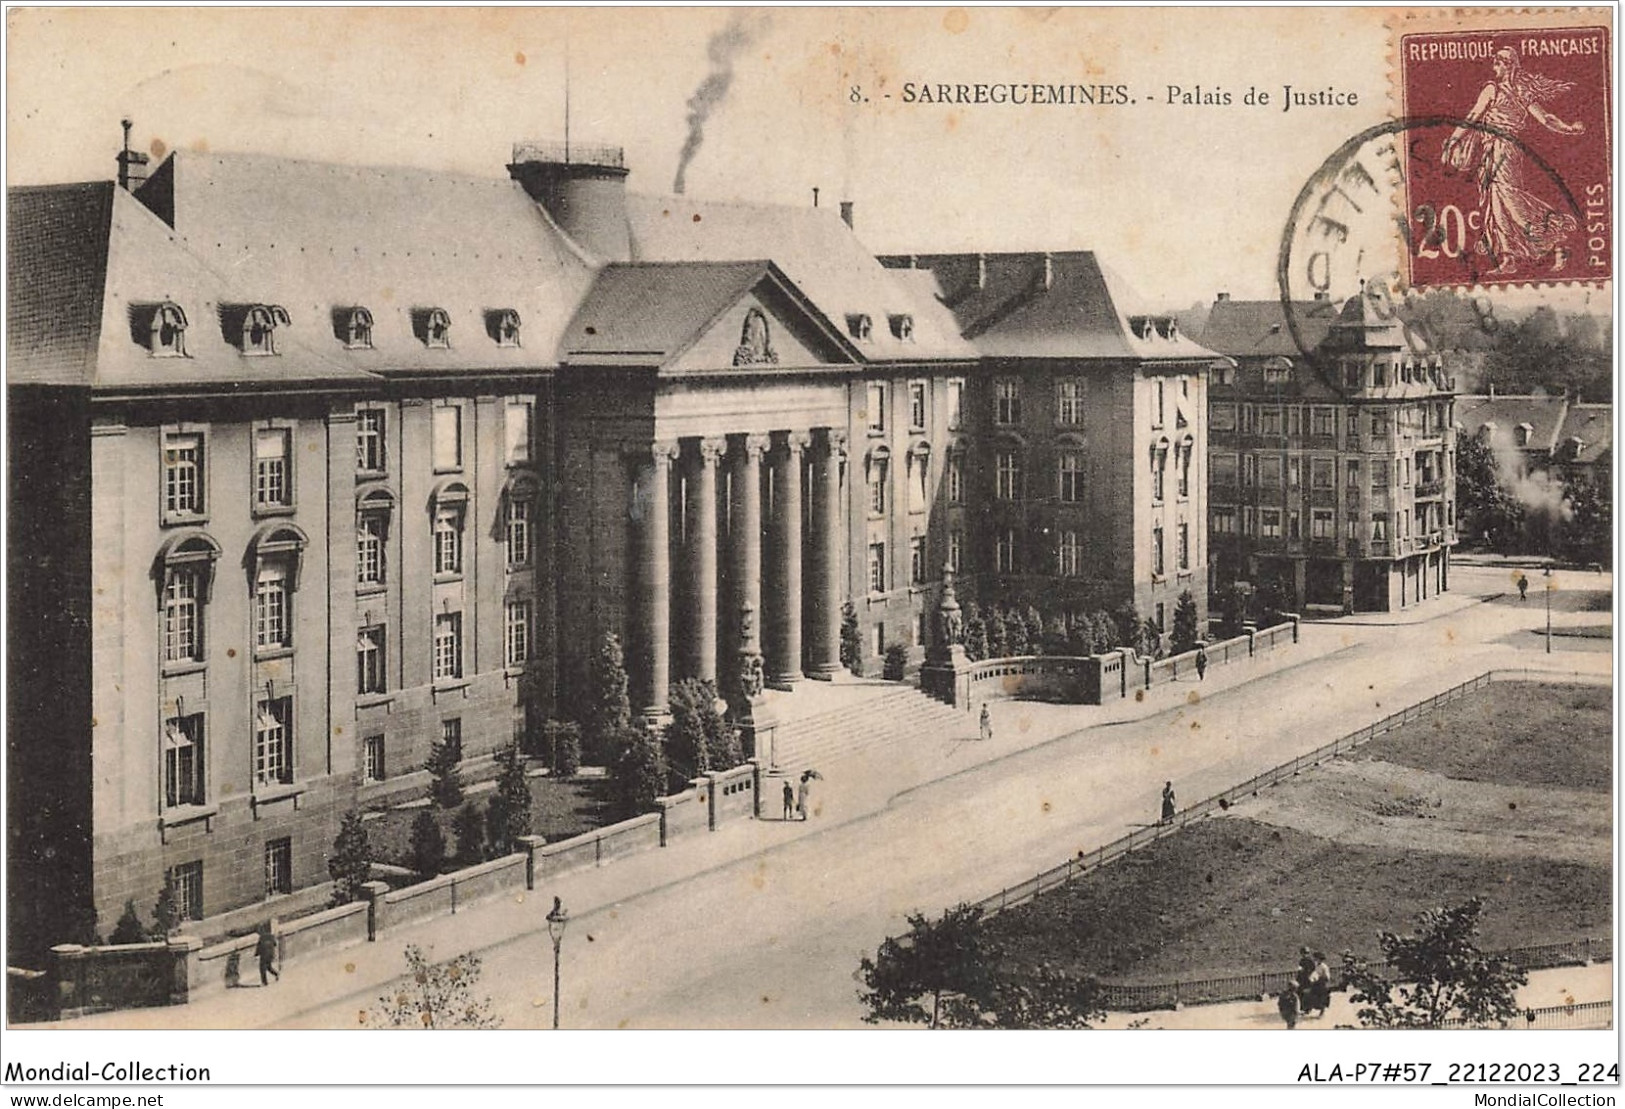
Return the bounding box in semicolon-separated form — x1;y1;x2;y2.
1277;116;1586;388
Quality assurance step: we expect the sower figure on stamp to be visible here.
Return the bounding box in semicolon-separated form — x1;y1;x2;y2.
1441;46;1586;275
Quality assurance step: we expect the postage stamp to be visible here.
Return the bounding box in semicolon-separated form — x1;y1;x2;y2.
1397;20;1612;288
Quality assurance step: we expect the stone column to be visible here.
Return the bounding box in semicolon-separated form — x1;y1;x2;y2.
769;432;809;689
692;437;726;684
808;428;847;679
639;441;678;724
737;434;770;649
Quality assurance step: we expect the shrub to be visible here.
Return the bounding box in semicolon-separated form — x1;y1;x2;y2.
963;603;988;661
1171;589;1201;655
985;608;1009;658
587;632;634;763
1067;613;1096;657
453;803;487;863
152;879;180;939
1005;607;1031;656
110;899;149;945
425;738;463;810
1091;610;1120;651
883;642;910;681
1024;606;1045;653
328;809;373;907
544;721;582;778
667;678;738;781
839;601;863;676
488;743;532;856
363;945;502;1029
1043;614;1069;655
410;810;447;877
610;725;667;820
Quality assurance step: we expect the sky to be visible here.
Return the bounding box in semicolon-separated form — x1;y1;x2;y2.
4;6;1610;313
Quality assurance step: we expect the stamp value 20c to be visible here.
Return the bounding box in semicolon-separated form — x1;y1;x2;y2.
1399;23;1612;288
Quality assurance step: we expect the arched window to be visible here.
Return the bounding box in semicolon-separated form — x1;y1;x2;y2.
226;304;289;355
430;480;469;577
865;447;890;517
1150;436;1170;502
247;523;308;655
339;306;374;350
906;442;931;514
154;531;221;667
487;308;522;348
357;488;394;590
414;307;452;349
140;302;189;357
1178;434;1194;498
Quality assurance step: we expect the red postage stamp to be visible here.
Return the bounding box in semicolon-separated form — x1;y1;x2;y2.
1398;22;1612;288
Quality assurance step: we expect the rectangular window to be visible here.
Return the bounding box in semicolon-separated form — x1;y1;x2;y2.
907;453;928;514
1348;514;1360;541
996;451;1022;501
1058;530;1083;577
164;713;205;807
432;405;462;471
1154;380;1165;428
1260;456;1282;487
1260;407;1282;435
254;565;290;651
254;428;291;508
1242;506;1256;536
1212;453;1238;484
1287;457;1301;489
505;600;531;667
1312;509;1334;539
947;454;964;505
356;409;386;473
506;499;533;569
1243;455;1257;487
867;382;887;434
910;536;928;585
1056;379;1084;426
254;695;293;787
1211;506;1236;534
1288;510;1301;540
363;734;385;783
1287;406;1302;438
1211;404;1236;432
996;528;1017;574
1057;452;1085;503
164;433;204;516
947;379;964;429
1261;509;1282;539
995;379;1021;426
434;507;463;576
1347;410;1360;437
167;861;203;922
1312;408;1335;437
357;625;386;695
1151;451;1166;501
908;381;927;431
868;543;887;594
433;613;463;681
264;837;293;898
1177;446;1190;498
163;569;202;664
1178;522;1190;571
1371;514;1389;541
441;718;463;761
867;457;888;516
948;529;964;574
1311;458;1334;489
505;400;533;465
1370;412;1389;437
357;513;386;587
1152;525;1164;575
1372;459;1390;488
1401;457;1412;486
1346;460;1360;488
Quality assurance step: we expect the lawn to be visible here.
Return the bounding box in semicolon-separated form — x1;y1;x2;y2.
365;772;613;874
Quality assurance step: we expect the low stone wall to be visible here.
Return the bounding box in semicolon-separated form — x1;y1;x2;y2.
537;813;662;880
709;763;758;826
657;782;709;846
965;656;1093;703
377;853;528;933
279;901;370;962
48;938;197;1018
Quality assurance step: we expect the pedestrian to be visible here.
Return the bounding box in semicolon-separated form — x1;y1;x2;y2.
1517;573;1529;601
1276;987;1300;1030
796;775;811;821
979;703;993;742
1160;781;1176;823
1194;646;1208;682
1305;951;1332;1016
255;922;280;987
782;780;795;820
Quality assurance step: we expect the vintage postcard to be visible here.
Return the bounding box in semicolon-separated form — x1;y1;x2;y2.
3;4;1615;1093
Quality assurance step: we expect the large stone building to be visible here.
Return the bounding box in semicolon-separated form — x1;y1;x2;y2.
7;138;1209;959
1200;293;1458;614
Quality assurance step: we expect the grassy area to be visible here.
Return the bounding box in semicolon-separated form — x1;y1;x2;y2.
366;773;612;874
983;818;1610;984
1353;682;1611;791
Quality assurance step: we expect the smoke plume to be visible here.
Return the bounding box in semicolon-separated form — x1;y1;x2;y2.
672;13;768;194
1489;432;1572;524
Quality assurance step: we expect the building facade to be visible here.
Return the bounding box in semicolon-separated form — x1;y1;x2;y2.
8;140;1209;960
1201;294;1458;614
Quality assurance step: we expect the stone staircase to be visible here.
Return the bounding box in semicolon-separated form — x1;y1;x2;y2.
763;681;977;772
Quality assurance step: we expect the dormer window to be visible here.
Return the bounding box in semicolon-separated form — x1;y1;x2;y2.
413;308;452;349
1515;423;1533;447
222;304;289;355
889;314;914;342
338;307;374;350
1263;357;1293;385
487;309;522;348
847;314;873;342
142;302;189;357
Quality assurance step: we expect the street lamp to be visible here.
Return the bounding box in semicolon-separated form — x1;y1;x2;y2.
546;895;569;1029
1543;565;1553;654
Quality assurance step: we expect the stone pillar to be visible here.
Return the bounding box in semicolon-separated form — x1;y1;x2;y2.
769;432;809;689
692;438;726;684
639;441;678;724
808;429;847;679
736;434;769;658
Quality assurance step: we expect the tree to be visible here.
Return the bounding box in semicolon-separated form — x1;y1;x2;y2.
328;809;373;907
985;608;1009;658
667;678;739;782
1211;582;1247;638
963;602;988;661
839;601;863;676
1042;614;1069;655
1559;471;1611;568
1091;610;1120;651
110;899;149;945
1024;605;1046;653
586;632;633;764
1113;600;1143;655
452;803;487;863
409;810;447;877
1006;607;1031;655
1455;430;1524;550
362;944;503;1028
883;642;910;681
543;720;582;779
1170;589;1200;655
152;878;180;939
487;743;532;857
610;723;667;820
1341;898;1528;1028
858;903;1104;1029
424;737;463;810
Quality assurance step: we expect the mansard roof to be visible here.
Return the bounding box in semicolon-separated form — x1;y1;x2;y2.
1456;393;1572;452
1199;296;1341;359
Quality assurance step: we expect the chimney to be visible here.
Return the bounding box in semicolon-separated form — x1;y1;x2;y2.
839;201;854;230
1042;253;1054;290
812;186;820;208
977;254;988;290
507;141;631;263
1313;291;1329;301
1216;292;1230;301
116;118;150;192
